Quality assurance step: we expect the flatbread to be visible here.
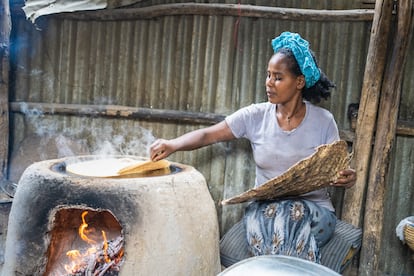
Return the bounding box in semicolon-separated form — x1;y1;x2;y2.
66;157;137;177
221;140;351;205
66;158;169;178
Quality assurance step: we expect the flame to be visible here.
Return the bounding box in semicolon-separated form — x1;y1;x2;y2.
79;211;96;244
66;250;81;259
64;211;113;274
102;230;111;263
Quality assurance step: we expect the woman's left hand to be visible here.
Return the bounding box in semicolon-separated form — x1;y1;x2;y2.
331;169;356;188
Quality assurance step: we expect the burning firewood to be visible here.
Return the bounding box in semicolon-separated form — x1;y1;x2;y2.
67;236;124;276
105;236;124;259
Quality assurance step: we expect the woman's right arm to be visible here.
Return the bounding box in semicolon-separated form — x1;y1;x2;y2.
149;120;236;161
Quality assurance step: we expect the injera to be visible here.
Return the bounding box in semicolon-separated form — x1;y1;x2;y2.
220;219;362;273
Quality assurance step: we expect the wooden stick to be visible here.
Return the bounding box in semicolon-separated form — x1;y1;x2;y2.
359;1;414;275
54;3;374;22
96;260;115;276
341;0;394;227
117;160;170;175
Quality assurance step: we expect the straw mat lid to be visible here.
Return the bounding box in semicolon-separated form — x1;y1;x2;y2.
221;140;351;205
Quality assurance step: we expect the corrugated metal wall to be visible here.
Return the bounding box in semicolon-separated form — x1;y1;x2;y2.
7;1;414;274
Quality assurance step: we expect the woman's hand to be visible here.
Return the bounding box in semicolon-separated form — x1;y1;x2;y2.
331;168;356;188
149;121;235;162
149;139;176;161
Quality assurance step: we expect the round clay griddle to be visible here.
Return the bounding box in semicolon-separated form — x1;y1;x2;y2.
65;157;147;178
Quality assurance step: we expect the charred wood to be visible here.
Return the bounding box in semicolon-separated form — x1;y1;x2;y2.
67;237;124;276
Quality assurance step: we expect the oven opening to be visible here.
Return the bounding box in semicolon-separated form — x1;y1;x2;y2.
45;207;124;275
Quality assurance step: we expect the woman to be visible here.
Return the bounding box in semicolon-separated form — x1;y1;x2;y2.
149;32;356;263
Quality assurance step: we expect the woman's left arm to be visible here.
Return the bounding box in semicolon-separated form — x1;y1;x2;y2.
331;169;356;188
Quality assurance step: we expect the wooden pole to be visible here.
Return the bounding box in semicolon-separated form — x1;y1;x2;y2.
0;0;11;180
341;0;394;227
54;3;374;22
9;102;226;125
351;117;414;137
359;1;414;275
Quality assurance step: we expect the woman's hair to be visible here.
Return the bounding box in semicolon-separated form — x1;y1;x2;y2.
276;48;335;103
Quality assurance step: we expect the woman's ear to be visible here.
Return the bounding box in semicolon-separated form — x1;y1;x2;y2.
297;75;306;89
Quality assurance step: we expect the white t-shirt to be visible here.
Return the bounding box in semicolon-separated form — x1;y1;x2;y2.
225;101;339;211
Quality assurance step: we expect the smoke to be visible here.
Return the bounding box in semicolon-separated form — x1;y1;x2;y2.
15;102;157;159
55;134;85;157
89;122;156;157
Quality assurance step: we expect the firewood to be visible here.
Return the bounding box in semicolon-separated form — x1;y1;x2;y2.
107;237;124;258
95;260;115;276
86;254;97;273
67;236;124;276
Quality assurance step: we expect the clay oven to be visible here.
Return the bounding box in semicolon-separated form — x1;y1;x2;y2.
2;156;221;275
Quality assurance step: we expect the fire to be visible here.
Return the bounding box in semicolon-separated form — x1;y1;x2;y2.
78;211;96;244
102;230;111;263
63;211;124;275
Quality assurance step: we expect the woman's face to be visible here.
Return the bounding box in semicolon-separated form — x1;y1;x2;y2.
265;53;304;104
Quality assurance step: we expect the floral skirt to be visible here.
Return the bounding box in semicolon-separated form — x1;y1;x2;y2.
244;199;337;263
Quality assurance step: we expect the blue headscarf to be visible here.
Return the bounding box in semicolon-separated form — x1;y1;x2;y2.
271;32;320;88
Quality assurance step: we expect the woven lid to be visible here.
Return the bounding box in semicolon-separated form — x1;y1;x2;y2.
221;140;350;205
